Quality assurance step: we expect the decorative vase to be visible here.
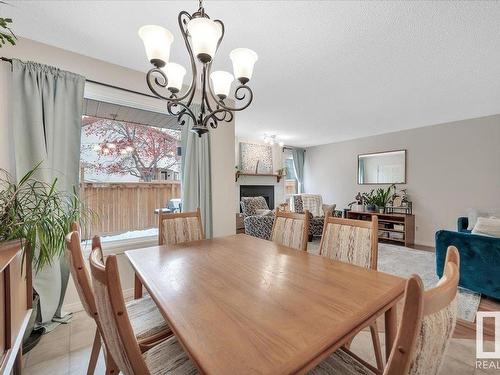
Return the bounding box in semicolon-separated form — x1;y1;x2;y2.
365;204;376;212
378;207;385;214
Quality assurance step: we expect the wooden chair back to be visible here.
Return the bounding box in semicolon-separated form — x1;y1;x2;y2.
89;248;150;374
406;246;460;375
383;275;424;375
271;210;310;251
158;208;204;246
319;216;379;269
65;230;97;319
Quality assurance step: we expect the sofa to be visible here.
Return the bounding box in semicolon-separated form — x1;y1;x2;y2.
435;217;500;300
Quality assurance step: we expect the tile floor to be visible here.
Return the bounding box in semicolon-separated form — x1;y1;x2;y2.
22;310;494;375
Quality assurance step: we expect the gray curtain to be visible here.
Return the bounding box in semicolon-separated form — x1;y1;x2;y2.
181;105;213;238
11;59;85;328
292;148;305;193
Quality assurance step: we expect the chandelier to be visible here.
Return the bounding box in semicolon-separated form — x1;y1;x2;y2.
138;0;258;137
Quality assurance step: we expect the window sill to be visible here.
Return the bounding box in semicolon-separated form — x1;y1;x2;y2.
84;235;158;256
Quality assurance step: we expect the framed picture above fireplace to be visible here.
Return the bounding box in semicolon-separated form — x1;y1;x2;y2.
239;142;273;173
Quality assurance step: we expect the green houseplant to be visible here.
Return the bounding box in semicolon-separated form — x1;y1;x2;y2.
0;1;17;47
0;163;91;350
371;185;395;213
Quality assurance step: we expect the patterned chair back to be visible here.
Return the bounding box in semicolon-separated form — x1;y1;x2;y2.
89;248;150;375
319;217;378;270
271;210;310;251
158;208;204;245
406;246;460;375
240;196;269;217
289;194;324;217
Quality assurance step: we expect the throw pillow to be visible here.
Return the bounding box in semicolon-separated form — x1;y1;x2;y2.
472;217;500;238
467;208;500;230
255;209;273;216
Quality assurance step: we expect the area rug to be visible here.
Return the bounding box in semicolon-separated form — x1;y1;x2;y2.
378;243;481;322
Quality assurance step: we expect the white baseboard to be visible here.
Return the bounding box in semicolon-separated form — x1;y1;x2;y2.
62;287;135;314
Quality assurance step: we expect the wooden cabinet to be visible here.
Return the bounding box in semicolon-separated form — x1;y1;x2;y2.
346;211;415;247
0;241;32;375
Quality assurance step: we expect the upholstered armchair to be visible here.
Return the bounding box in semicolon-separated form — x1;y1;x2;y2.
240;196;275;240
289;194;336;239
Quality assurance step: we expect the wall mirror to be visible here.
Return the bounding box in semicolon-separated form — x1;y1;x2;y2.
358;150;406;184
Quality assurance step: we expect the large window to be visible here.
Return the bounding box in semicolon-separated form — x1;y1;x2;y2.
80;98;181;242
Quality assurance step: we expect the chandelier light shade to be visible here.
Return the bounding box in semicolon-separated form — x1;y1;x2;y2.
210;71;234;99
163;63;187;93
138;25;174;67
187;17;222;63
139;0;257;136
230;48;258;84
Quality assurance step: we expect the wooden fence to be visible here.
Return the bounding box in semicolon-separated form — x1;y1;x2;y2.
81;181;181;239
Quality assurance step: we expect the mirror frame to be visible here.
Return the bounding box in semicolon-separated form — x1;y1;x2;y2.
357;149;407;185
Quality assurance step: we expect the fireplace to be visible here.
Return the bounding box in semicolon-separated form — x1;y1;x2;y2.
240;185;275;211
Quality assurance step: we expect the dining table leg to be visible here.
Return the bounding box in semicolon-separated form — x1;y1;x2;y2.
134;273;143;299
384;305;397;361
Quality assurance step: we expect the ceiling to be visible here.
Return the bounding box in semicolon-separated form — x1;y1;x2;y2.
6;1;500;147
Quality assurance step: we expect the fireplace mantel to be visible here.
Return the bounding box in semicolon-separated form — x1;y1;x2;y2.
235;172;282;183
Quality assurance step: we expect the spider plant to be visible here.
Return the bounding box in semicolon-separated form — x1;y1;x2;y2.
0;163;92;273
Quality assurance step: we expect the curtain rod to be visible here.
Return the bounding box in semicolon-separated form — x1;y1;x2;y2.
1;56;159;100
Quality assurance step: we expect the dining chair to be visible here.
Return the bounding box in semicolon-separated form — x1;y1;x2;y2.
65;229;172;375
89;248;197;375
309;246;460;375
271;210;310;251
319;216;383;369
158;208;204;245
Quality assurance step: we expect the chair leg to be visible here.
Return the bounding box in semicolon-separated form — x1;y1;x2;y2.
87;328;101;375
370;322;384;371
104;351;119;375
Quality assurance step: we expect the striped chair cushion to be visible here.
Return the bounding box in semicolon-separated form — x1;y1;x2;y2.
126;295;170;341
162;217;203;245
143;336;198;375
308;348;376;375
272;216;306;250
408;298;458;375
321;223;373;269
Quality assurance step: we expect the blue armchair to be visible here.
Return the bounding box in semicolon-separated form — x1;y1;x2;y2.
436;217;500;299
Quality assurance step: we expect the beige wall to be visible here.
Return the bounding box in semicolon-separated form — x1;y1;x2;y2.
0;37;236;310
304;115;500;247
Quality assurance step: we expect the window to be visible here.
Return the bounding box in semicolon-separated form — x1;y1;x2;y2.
283;149;297;199
80;97;181;242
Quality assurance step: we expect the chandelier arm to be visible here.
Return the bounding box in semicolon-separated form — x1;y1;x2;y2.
167;101;197;127
178;10;198;107
206;62;253;112
203;108;233;127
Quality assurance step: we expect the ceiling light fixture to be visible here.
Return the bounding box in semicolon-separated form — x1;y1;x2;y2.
139;0;258;137
264;134;285;148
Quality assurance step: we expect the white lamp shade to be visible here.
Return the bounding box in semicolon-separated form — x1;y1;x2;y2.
163;63;187;92
187;18;222;63
210;71;234;99
230;48;258;84
138;25;174;67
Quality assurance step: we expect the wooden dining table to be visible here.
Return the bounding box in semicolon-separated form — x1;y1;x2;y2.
126;234;406;375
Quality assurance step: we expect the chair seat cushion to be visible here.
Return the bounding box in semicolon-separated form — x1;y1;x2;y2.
143;336;198;375
126;295;170;341
308;348;376;375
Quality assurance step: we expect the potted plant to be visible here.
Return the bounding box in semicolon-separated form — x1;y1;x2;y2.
372;185;395;213
0;163;91;351
362;190;376;211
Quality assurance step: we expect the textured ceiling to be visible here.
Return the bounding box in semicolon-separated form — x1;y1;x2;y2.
5;1;500;147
